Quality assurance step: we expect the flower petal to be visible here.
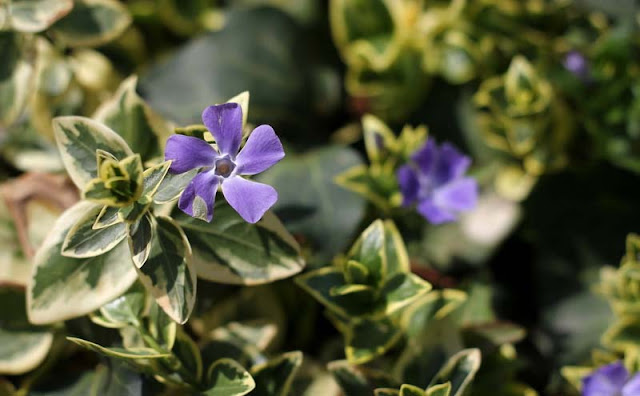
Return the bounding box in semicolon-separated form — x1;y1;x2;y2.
432;142;471;185
165;135;217;173
397;165;419;206
433;177;478;212
178;171;220;222
235;125;285;175
411;138;437;175
221;176;277;224
583;362;628;396
417;199;456;225
202;103;243;156
623;372;640;396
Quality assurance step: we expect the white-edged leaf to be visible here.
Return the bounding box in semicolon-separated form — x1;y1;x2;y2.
28;201;137;325
9;0;73;33
176;201;305;285
66;337;170;359
127;213;154;268
204;358;255;396
135;216;196;324
62;204;127;258
52;116;133;189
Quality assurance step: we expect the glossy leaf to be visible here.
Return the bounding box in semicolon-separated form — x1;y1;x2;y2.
61;204;127;258
153;169;198;204
135;216;196;324
127;213;154;268
66;337;170;359
400;384;427;396
378;273;432;316
204;358;255;396
426;383;452;396
344;317;402;364
99;282;146;328
28;201;138;324
52;116;134;189
176;200;304;285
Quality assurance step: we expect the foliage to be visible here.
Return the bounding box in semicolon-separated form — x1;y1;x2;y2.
0;0;639;395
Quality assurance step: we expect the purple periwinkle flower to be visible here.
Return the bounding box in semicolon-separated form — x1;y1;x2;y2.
165;103;284;223
397;138;477;224
582;361;640;396
564;50;590;81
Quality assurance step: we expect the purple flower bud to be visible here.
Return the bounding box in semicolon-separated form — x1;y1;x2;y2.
397;138;478;224
164;103;285;223
564;51;590;81
582;361;640;396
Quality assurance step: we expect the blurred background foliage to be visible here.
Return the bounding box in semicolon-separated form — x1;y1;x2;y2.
2;0;640;395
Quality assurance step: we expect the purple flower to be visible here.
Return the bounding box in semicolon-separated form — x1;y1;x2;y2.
583;361;640;396
397;139;477;224
165;103;284;223
564;51;590;81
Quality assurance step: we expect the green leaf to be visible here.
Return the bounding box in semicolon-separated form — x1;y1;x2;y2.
400;384;427;396
382;220;410;276
50;0;132;47
52;116;134;189
176;200;305;285
348;220;386;284
429;349;481;396
8;0;73;33
426;382;452;396
378;273;432;316
203;321;278;369
295;267;373;317
250;351;303;396
204;358;255;396
93;205;123;230
153;169;197;204
99;282;146;328
66;337;170;359
344;318;402;364
603;318;640;351
61;204;127;258
94;76;171;161
142;161;172;199
28;201;138;324
127;213;154;267
344;260;370;284
0;288;53;375
0;32;33;128
135;216;196;324
258;146;366;262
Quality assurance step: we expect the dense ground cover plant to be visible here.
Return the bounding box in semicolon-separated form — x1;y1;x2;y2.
1;1;640;395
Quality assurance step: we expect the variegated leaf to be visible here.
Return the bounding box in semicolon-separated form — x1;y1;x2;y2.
176;201;305;285
127;213;154;267
62;204;127;258
400;384;427;396
28;201;137;324
52;116;133;189
94;76;172;160
141;161;171;199
173;328;203;382
378;273;432;316
429;349;481;396
135;216;196;324
0;288;53;375
153;169;197;204
66;337;170;359
148;301;176;350
93;205;122;230
50;0;132;47
250;351;303;396
426;383;452;396
204;358;255;396
0;32;33;128
344;318;402;365
99;282;146;328
9;0;73;33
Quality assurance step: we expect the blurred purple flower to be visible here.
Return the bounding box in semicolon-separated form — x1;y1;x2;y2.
165;103;284;223
583;361;640;396
564;51;590;81
397;139;477;224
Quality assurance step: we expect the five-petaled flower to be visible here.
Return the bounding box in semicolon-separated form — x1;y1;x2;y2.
582;361;640;396
165;103;284;223
397;138;477;224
